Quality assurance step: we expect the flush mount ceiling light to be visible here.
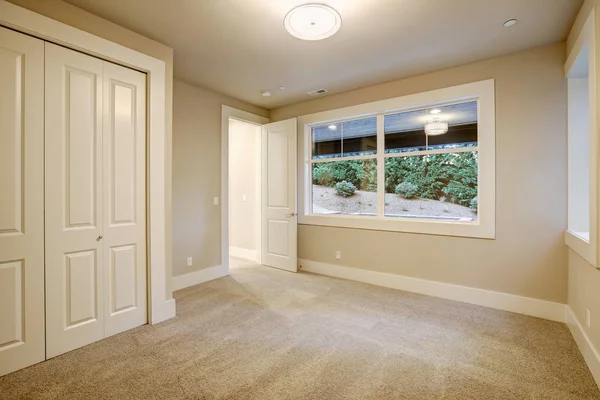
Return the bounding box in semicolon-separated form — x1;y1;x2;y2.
503;19;518;27
425;118;448;136
284;4;342;41
262;90;272;97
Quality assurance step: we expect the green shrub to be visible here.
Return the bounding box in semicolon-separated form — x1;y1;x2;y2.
384;152;478;207
361;161;378;192
395;182;419;199
313;164;336;187
312;152;478;207
312;160;377;192
470;197;478;212
443;182;477;207
334;181;356;197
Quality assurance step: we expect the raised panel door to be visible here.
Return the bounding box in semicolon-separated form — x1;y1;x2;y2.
0;26;45;377
102;61;147;337
261;119;298;272
45;42;104;358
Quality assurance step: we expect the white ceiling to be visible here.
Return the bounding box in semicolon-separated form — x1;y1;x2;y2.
64;0;582;109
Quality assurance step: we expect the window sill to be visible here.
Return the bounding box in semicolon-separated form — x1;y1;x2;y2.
299;213;495;239
565;230;596;266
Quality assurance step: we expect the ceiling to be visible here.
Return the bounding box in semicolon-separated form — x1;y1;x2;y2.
64;0;582;109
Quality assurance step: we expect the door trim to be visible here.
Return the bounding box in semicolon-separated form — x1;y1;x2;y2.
221;106;269;273
0;1;175;324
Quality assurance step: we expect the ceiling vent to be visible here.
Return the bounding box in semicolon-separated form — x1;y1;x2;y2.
308;88;328;96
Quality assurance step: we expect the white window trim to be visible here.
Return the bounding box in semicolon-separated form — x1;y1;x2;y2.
565;8;597;267
297;79;496;239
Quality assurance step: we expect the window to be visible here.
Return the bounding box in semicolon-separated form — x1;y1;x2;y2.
300;80;495;239
565;12;596;266
383;102;478;221
312;117;378;216
567;49;591;241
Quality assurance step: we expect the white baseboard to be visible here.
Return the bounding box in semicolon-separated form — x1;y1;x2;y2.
230;246;258;262
566;307;600;388
172;265;228;291
150;298;176;324
299;259;566;322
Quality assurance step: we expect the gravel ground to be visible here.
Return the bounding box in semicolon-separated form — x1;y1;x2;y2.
312;185;477;220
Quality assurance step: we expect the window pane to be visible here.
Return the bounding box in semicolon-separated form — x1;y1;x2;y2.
384;109;427;153
312;159;377;216
384;101;478;153
427;101;478;150
312;117;377;159
341;117;377;157
384;152;478;221
312;123;341;159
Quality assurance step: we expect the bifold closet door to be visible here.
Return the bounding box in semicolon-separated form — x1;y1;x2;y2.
45;42;147;358
45;43;105;358
102;59;147;338
0;27;45;377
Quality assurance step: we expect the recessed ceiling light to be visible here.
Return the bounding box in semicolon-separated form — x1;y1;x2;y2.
284;4;342;41
328;125;338;130
279;86;286;90
503;19;518;27
430;109;441;114
262;90;272;97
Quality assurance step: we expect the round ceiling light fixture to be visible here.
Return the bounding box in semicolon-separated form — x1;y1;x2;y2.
503;19;518;27
284;4;342;41
425;118;448;136
262;90;272;97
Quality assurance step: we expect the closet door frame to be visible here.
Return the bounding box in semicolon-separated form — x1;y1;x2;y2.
0;2;175;325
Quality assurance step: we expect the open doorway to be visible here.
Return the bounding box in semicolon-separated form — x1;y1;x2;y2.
228;118;263;268
222;106;298;274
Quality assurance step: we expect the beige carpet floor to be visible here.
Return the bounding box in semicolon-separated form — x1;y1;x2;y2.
1;258;599;400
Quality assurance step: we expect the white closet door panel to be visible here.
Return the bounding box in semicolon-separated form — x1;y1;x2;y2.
45;43;105;358
0;27;45;377
102;62;147;337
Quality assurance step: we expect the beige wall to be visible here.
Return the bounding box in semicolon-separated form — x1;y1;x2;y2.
567;2;600;358
172;79;267;277
272;43;569;303
6;0;177;297
229;120;261;253
569;250;600;338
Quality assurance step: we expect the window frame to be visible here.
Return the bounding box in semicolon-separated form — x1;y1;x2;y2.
564;10;597;266
298;79;496;239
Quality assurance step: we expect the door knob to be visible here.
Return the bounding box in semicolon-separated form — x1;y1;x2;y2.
97;235;103;241
286;212;297;218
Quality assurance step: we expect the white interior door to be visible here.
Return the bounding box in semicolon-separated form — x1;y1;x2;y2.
0;26;45;377
45;43;105;358
261;119;298;272
102;61;147;337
